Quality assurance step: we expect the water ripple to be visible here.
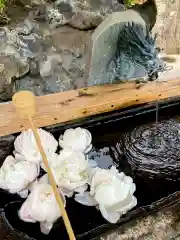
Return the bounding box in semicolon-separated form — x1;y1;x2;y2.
123;119;180;179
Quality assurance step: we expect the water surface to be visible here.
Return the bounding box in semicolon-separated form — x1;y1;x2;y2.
2;104;180;240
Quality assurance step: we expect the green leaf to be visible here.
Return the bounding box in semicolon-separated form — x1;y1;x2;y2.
0;0;7;11
124;0;138;7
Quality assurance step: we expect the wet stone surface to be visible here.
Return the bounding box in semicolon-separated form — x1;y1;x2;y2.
101;202;180;240
0;135;15;165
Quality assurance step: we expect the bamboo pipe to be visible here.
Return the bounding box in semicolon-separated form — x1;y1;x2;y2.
12;91;76;240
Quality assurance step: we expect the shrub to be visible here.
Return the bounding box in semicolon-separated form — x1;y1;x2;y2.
0;0;7;12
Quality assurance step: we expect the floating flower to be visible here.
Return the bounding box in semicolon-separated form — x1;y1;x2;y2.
14;128;58;163
59;127;92;153
0;155;39;198
75;166;137;223
40;152;60;172
51;149;95;197
19;175;66;235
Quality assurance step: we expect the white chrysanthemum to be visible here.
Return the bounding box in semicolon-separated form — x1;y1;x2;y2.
19;175;66;235
51;149;90;197
0;155;39;197
40;152;60;172
14;128;58;163
59;127;92;153
75;166;137;223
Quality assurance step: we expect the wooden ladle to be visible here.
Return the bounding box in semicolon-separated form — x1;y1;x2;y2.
12;91;76;240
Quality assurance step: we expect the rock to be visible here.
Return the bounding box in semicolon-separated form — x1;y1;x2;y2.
73;0;124;13
0;55;28;80
39;49;73;92
11;17;93;96
153;0;180;54
69;11;103;30
54;0;74;19
28;57;40;76
150;0;180;80
0;27;32;70
51;26;92;88
46;5;72;28
30;0;46;6
34;0;124;30
0;67;13;101
43;0;76;28
0;14;10;25
32;5;47;22
16;17;40;35
13;0;46;7
157;54;180;81
0;27;30;100
41;68;74;93
0;135;15;165
0;55;29;101
102;202;180;240
51;25;91;54
0;22;46;100
0;0;129;99
68;0;124;30
39;53;62;76
51;0;104;29
14;75;45;95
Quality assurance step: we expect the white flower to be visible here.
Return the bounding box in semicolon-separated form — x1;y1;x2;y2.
59;127;92;153
40;152;60;172
51;149;91;197
19;175;66;235
14;128;58;163
75;166;137;223
0;155;39;197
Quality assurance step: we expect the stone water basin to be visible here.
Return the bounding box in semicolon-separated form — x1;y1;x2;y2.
1;100;180;240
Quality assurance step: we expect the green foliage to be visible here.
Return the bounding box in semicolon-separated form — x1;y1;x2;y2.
0;0;7;12
124;0;143;7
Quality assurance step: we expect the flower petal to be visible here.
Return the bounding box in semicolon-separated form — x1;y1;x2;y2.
40;221;53;235
14;129;58;163
59;127;92;153
99;204;121;223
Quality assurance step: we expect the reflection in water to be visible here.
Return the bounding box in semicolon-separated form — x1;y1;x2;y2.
88;147;114;169
123;119;180;179
2;117;180;240
89;119;180;180
88;117;180;207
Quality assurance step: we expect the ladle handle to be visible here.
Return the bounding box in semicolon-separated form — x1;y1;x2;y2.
28;116;76;240
12;91;75;239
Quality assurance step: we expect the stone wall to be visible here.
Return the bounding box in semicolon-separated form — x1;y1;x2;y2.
153;0;180;54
